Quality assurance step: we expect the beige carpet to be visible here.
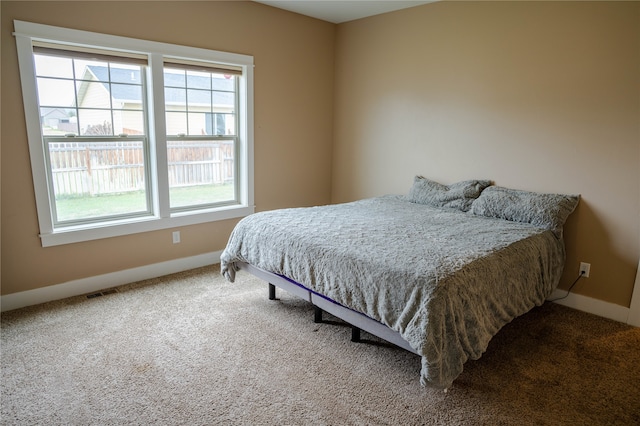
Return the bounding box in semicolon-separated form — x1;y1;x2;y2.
1;264;639;425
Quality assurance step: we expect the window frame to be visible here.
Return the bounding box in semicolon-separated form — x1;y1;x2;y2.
14;20;254;247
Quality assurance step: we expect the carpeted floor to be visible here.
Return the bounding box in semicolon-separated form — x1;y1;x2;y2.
1;264;639;425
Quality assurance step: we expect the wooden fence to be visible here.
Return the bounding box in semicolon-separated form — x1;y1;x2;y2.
48;140;234;197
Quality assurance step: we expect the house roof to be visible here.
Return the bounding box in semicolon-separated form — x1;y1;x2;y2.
41;107;70;119
83;65;235;106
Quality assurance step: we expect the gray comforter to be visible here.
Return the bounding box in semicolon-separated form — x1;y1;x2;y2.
220;195;565;388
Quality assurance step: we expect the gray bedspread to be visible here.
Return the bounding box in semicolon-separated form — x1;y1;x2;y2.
220;195;565;388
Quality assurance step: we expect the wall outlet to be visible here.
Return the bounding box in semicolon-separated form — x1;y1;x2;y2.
172;231;181;244
579;262;590;278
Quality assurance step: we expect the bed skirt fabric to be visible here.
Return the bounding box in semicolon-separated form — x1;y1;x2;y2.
221;195;566;388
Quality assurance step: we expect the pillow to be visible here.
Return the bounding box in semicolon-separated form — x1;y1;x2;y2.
407;176;493;212
470;186;580;237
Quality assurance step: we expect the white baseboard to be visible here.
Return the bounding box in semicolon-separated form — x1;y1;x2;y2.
3;253;637;328
0;251;222;312
548;289;633;325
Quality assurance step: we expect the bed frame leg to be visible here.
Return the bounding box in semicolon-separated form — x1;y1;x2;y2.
268;283;276;300
351;326;361;342
314;306;323;323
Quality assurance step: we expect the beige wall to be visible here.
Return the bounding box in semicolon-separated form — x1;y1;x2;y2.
2;1;639;310
333;1;639;307
1;1;335;295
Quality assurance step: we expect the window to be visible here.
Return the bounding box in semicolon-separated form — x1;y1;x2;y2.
162;61;240;211
14;21;254;247
34;50;151;225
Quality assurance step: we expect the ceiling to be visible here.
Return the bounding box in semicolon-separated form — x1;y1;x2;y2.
254;1;437;24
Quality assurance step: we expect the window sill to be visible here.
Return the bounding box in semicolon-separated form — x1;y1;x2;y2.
39;204;255;247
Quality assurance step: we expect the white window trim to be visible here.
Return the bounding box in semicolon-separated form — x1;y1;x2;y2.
14;20;254;247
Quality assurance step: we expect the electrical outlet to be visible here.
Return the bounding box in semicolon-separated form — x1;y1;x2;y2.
172;231;181;244
579;262;590;278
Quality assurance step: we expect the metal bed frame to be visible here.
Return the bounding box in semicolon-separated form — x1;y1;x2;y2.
238;261;419;355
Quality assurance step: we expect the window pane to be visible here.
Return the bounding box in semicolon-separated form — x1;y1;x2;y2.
164;68;186;87
111;84;143;110
200;113;234;136
75;59;109;81
78;109;113;135
166;112;188;135
37;78;76;107
216;114;236;135
187;89;212;111
212;91;235;110
35;55;74;78
48;141;148;222
116;110;145;135
41;107;78;136
167;140;235;208
186;70;210;90
165;87;186;110
110;65;143;84
76;81;112;109
212;75;235;91
188;113;209;136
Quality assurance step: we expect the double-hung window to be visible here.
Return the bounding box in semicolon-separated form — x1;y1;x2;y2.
34;46;151;225
14;21;254;247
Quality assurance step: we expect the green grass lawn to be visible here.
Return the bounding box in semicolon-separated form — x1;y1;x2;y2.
56;184;235;221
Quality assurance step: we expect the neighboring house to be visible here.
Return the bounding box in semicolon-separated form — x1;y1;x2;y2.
40;107;76;133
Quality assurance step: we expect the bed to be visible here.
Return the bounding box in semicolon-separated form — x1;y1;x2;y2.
220;177;579;388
